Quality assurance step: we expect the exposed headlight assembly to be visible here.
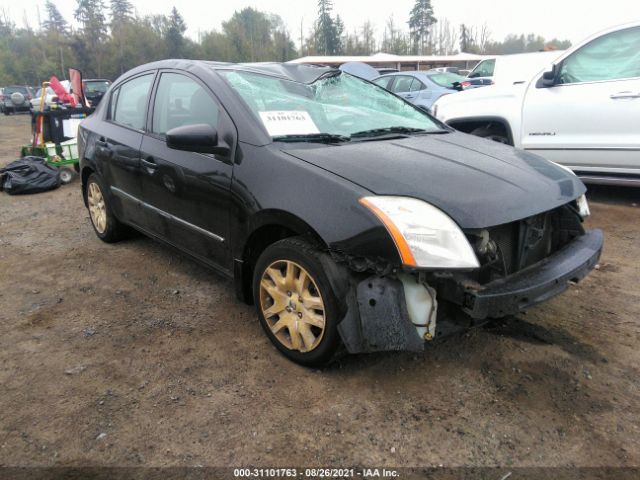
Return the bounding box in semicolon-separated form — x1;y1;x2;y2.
576;194;590;218
360;196;479;269
552;163;590;218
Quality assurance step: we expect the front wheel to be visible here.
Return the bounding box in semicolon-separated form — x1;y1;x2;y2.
252;237;343;366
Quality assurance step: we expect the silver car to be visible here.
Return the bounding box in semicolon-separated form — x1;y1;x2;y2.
372;71;464;112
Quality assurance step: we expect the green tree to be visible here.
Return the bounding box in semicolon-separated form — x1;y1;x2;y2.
315;0;339;55
409;0;436;54
166;6;187;58
43;1;68;35
74;0;108;76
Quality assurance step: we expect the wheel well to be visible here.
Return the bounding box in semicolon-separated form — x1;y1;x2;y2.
81;166;94;206
238;223;325;305
448;119;513;145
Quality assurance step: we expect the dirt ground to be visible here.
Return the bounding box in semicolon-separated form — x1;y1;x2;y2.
1;113;639;470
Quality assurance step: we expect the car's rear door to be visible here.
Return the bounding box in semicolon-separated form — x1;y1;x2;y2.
97;72;155;226
138;70;235;272
522;26;640;176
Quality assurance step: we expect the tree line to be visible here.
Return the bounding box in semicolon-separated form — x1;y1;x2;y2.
0;0;571;85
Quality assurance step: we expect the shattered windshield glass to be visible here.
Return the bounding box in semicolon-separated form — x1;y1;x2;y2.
218;70;442;139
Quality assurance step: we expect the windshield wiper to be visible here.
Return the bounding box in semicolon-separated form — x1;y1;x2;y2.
350;126;449;139
272;133;350;144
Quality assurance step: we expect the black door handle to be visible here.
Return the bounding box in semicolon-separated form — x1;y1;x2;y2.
141;157;157;173
95;138;113;158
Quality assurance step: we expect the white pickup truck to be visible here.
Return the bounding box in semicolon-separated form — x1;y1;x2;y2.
433;22;640;186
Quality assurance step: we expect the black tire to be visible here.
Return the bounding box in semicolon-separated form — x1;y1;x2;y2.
471;126;510;145
85;173;129;243
252;237;343;366
59;167;76;184
3;107;10;116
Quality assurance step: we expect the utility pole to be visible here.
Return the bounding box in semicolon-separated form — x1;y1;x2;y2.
299;17;304;56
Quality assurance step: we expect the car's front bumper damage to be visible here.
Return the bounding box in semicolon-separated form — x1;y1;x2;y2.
337;229;604;354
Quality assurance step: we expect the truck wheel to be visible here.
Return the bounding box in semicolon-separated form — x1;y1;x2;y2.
471;126;510;145
252;237;343;366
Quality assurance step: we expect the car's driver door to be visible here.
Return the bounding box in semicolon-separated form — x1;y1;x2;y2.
138;71;236;273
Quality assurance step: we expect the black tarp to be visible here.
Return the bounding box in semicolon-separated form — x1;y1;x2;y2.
0;157;61;195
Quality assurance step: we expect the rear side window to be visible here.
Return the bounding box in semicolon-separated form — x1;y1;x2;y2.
111;74;154;130
5;86;28;94
391;76;415;93
558;26;640;84
151;72;220;135
468;59;495;78
373;77;393;89
409;78;426;92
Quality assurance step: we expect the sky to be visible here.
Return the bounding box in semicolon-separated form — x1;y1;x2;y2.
0;0;636;48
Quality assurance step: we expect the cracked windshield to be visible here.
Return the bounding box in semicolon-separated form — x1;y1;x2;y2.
220;70;442;139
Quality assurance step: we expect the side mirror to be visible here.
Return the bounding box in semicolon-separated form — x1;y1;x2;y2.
539;65;558;88
166;124;229;155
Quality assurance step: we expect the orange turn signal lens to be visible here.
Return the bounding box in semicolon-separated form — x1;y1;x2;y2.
359;197;417;267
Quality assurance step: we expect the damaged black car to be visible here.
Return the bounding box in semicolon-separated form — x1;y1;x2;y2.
78;60;603;366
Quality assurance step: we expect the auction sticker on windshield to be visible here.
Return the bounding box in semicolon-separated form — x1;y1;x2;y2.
258;110;320;136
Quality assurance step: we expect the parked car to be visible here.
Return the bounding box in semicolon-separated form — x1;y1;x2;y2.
30;86;58;111
462;51;564;89
372;71;465;112
78;60;601;365
434;22;640;186
2;85;32;114
82;78;111;106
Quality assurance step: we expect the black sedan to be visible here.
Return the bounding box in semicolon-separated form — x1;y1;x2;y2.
78;60;603;366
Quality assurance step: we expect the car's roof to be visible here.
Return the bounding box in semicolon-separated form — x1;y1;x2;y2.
118;59;339;85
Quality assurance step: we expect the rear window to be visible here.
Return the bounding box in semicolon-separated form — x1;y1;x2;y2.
428;72;465;87
84;81;111;94
468;59;496;78
5;86;29;94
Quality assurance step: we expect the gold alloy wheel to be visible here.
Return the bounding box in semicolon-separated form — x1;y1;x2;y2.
87;181;107;234
259;260;326;353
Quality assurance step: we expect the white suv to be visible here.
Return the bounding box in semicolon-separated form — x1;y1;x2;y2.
433;22;640;186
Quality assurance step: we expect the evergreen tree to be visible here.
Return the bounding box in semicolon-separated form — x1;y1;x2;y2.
166;6;187;58
43;1;68;35
110;0;134;27
74;0;108;76
315;0;339;55
408;0;436;54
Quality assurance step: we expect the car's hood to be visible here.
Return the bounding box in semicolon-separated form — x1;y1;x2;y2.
283;132;585;229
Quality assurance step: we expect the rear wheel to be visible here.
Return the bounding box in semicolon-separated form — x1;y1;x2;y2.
85;173;128;243
253;237;343;366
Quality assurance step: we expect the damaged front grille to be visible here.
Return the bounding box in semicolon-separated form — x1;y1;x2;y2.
466;204;585;284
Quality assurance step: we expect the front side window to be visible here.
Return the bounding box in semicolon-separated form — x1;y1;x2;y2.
152;73;219;135
219;70;441;138
468;59;495;78
111;74;154;130
558;27;640;84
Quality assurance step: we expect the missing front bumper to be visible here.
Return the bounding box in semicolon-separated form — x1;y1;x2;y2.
462;229;603;319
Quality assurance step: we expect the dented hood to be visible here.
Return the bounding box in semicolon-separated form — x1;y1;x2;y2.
284;132;585;229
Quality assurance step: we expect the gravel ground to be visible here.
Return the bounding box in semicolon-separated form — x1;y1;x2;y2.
1;113;639;470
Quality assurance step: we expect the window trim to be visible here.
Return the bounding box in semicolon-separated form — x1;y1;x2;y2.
105;70;157;133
